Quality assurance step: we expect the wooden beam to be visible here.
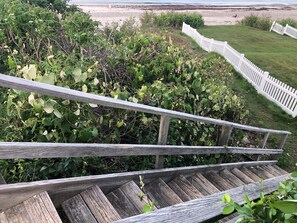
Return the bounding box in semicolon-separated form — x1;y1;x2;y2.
155;116;170;169
278;134;289;149
217;126;233;163
115;174;290;223
0;74;291;135
0;143;283;159
0;161;277;211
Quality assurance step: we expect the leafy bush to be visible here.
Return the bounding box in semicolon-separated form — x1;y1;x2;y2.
240;15;272;31
141;11;204;29
278;18;297;28
222;172;297;222
21;0;78;13
0;0;247;182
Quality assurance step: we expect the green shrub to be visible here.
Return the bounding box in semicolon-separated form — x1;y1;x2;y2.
278;18;297;28
240;15;272;31
141;11;204;29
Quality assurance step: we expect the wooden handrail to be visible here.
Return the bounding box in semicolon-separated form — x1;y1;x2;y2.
0;74;291;135
0;142;283;159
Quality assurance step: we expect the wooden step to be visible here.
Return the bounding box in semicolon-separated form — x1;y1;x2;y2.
272;165;288;175
62;185;121;223
230;168;254;184
107;181;154;218
0;191;61;223
218;169;245;187
263;165;286;176
189;173;221;195
167;175;203;202
249;166;274;179
204;171;233;190
144;178;182;208
240;167;262;182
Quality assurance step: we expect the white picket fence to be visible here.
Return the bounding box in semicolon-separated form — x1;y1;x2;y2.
182;23;297;118
270;21;297;39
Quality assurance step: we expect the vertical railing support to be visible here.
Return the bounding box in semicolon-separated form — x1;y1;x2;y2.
278;134;289;150
155;116;170;169
209;38;214;52
222;41;228;55
257;132;270;161
217;126;233;163
258;71;269;93
237;54;245;71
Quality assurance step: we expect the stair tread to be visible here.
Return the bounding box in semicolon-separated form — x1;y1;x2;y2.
144;178;182;208
189;173;221;195
219;169;245;187
263;165;285;176
62;194;97;223
2;191;62;223
240;167;262;182
272;165;288;175
107;191;139;218
249;166;274;179
204;171;234;190
230;168;254;184
81;185;121;223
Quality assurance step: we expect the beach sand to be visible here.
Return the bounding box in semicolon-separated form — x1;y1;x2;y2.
77;4;297;26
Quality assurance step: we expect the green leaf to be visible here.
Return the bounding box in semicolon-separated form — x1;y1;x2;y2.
73;68;87;83
270;200;297;214
244;194;251;205
291;171;297;178
40;73;55;85
142;204;152;213
222;205;234;215
44;99;56;114
222;194;231;203
54;109;62;118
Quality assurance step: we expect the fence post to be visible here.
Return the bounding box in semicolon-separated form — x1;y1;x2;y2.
222;41;228;55
257;132;270;161
269;21;275;32
283;24;288;35
258;71;269;93
294;104;297;118
278;134;289;150
217;126;233;163
155;115;170;169
237;54;245;71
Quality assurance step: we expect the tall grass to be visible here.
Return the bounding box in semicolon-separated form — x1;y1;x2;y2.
278;18;297;28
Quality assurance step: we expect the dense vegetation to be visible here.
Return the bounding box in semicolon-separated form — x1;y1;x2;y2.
0;0;247;182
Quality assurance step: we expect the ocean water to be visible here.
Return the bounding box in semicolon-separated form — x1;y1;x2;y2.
69;0;297;5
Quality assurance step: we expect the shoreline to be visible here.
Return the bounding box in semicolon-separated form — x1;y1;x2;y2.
77;4;297;26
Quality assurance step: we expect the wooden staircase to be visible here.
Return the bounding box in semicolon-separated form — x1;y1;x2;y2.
0;164;289;223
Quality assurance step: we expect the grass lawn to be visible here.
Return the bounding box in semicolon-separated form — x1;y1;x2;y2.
198;25;297;89
167;29;297;171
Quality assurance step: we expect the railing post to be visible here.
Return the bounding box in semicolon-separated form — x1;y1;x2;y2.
217;126;233;163
258;71;269;93
269;21;275;32
278;134;289;150
237;54;245;71
209;38;214;51
155;116;170;169
222;41;228;55
257;132;270;161
283;24;288;35
294;104;297;118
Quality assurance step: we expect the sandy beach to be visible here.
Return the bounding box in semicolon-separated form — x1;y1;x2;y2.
77;4;297;26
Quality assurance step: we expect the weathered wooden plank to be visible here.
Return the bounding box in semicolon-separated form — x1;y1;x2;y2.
0;174;6;184
171;175;203;201
218;169;245;187
23;192;62;223
0;142;283;159
144;178;183;208
62;194;97;223
240;167;262;182
0;212;8;223
261;165;282;177
119;181;155;213
230;168;254;184
219;213;240;223
155;116;170;169
38;192;62;223
204;171;233;190
167;180;192;202
107;190;139;218
278;134;289;149
0;74;290;135
80;185;121;222
0;161;277;211
4;203;31;223
272;165;288;175
189;173;221;195
249;166;274;179
115;174;290;223
224;215;241;223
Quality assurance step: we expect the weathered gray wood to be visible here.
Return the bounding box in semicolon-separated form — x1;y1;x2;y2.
155;116;170;169
224;215;241;223
115;174;290;223
230;168;254;184
218;169;245;187
0;174;6;184
261;165;282;177
0;74;290;135
144;178;183;208
80;185;121;222
204;171;233;190
4;203;31;223
0;161;277;211
257;132;270;160
23;191;62;223
62;194;97;223
249;166;274;179
189;173;221;195
219;213;240;223
217;126;233;163
0;212;8;223
240;167;262;182
278;134;289;149
272;165;288;175
168;175;203;202
119;181;155;212
0;142;283;159
107;189;140;218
